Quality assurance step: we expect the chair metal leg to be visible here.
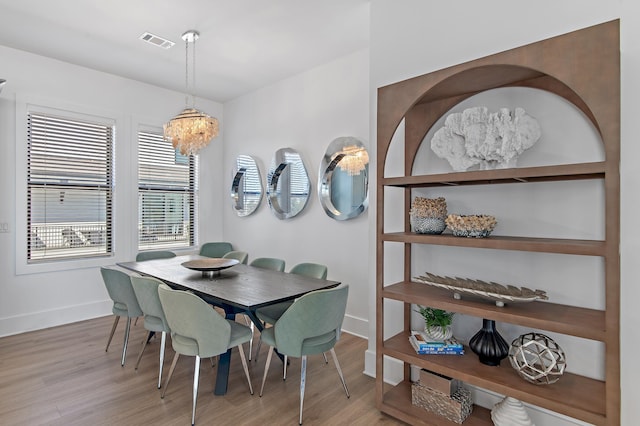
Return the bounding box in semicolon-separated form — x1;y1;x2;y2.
323;352;328;364
254;335;262;361
259;346;274;397
242;315;254;361
135;330;152;370
237;343;253;394
248;320;254;361
254;321;266;361
283;355;288;380
158;331;167;389
330;348;350;398
121;317;132;366
105;316;120;352
192;355;201;426
162;352;180;398
299;355;307;425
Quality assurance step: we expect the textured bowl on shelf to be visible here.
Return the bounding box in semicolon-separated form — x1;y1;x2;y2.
410;215;446;234
445;214;497;238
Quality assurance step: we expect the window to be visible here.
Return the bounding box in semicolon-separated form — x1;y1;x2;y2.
27;112;114;262
138;130;197;250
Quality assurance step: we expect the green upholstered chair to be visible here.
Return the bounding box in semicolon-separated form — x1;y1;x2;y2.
254;262;328;363
199;242;233;258
100;267;143;366
259;284;349;425
158;284;253;426
222;250;249;265
135;250;176;261
131;275;171;389
249;257;285;271
256;263;327;325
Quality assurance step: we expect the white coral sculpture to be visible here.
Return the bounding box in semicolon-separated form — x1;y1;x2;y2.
431;106;542;171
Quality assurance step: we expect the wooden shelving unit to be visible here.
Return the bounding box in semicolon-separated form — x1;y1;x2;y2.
375;21;620;425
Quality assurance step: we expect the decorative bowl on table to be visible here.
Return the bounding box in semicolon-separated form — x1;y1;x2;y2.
182;258;239;278
445;214;497;238
410;197;447;234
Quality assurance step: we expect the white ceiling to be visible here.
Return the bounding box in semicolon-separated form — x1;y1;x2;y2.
0;0;370;102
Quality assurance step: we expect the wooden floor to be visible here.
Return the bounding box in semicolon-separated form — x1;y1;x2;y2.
0;315;405;425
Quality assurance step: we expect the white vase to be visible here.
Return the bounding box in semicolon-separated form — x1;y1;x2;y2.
491;396;535;426
424;325;453;341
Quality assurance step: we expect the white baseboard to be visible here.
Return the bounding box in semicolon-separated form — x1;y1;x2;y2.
342;313;368;339
0;300;112;338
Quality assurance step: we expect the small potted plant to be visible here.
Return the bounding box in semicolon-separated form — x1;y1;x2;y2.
415;305;454;340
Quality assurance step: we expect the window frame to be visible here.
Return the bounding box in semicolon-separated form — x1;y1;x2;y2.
136;126;199;252
16;97;124;274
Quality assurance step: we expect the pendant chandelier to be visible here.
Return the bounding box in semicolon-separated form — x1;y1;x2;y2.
164;30;218;156
338;145;369;176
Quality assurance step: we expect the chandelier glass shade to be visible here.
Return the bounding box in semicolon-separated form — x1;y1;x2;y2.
337;145;369;176
164;108;219;155
164;30;218;155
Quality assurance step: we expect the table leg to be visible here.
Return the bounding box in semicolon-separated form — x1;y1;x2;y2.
213;309;236;396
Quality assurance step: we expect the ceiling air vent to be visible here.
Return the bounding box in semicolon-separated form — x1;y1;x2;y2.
139;32;175;49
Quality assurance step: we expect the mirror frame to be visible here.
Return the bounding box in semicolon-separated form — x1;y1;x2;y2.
230;154;263;217
266;147;311;220
318;136;369;220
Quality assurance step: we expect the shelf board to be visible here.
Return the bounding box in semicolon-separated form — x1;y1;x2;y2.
381;162;606;188
382;281;606;341
383;332;606;426
381;232;606;256
380;381;492;425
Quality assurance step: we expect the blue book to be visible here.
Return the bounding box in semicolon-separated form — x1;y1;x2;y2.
409;335;465;355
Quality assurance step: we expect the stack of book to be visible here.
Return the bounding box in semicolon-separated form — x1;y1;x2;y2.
409;330;464;355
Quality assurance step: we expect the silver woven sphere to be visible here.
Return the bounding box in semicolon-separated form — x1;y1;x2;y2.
508;332;566;385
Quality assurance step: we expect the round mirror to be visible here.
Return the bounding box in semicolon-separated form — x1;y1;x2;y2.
266;148;311;219
231;155;263;217
318;136;369;220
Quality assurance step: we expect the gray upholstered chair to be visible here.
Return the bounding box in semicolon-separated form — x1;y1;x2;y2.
249;257;285;271
135;250;176;261
100;267;143;366
131;275;171;389
158;284;253;426
254;262;328;363
199;242;233;258
259;284;349;425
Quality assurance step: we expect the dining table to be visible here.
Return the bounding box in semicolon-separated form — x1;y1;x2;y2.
117;254;340;395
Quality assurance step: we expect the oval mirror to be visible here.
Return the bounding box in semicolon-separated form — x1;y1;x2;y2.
318;136;369;220
231;155;263;217
266;148;311;219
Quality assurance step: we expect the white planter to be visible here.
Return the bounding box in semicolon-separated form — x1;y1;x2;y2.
424;325;453;341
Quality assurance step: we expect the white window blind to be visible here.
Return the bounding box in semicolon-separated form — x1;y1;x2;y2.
27;112;114;261
138;130;197;250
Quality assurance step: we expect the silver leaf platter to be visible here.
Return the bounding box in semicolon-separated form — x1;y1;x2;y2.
414;272;548;307
182;258;239;278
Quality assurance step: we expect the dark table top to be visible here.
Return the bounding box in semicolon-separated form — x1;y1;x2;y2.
118;254;340;311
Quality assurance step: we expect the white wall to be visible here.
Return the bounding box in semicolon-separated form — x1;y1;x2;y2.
0;45;225;335
368;0;639;424
222;49;370;337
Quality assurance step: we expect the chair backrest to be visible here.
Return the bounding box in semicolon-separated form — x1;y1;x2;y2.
250;257;285;272
130;275;170;332
222;250;249;265
135;250;176;262
100;267;143;317
199;242;233;258
289;262;328;280
274;284;348;357
157;284;232;357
